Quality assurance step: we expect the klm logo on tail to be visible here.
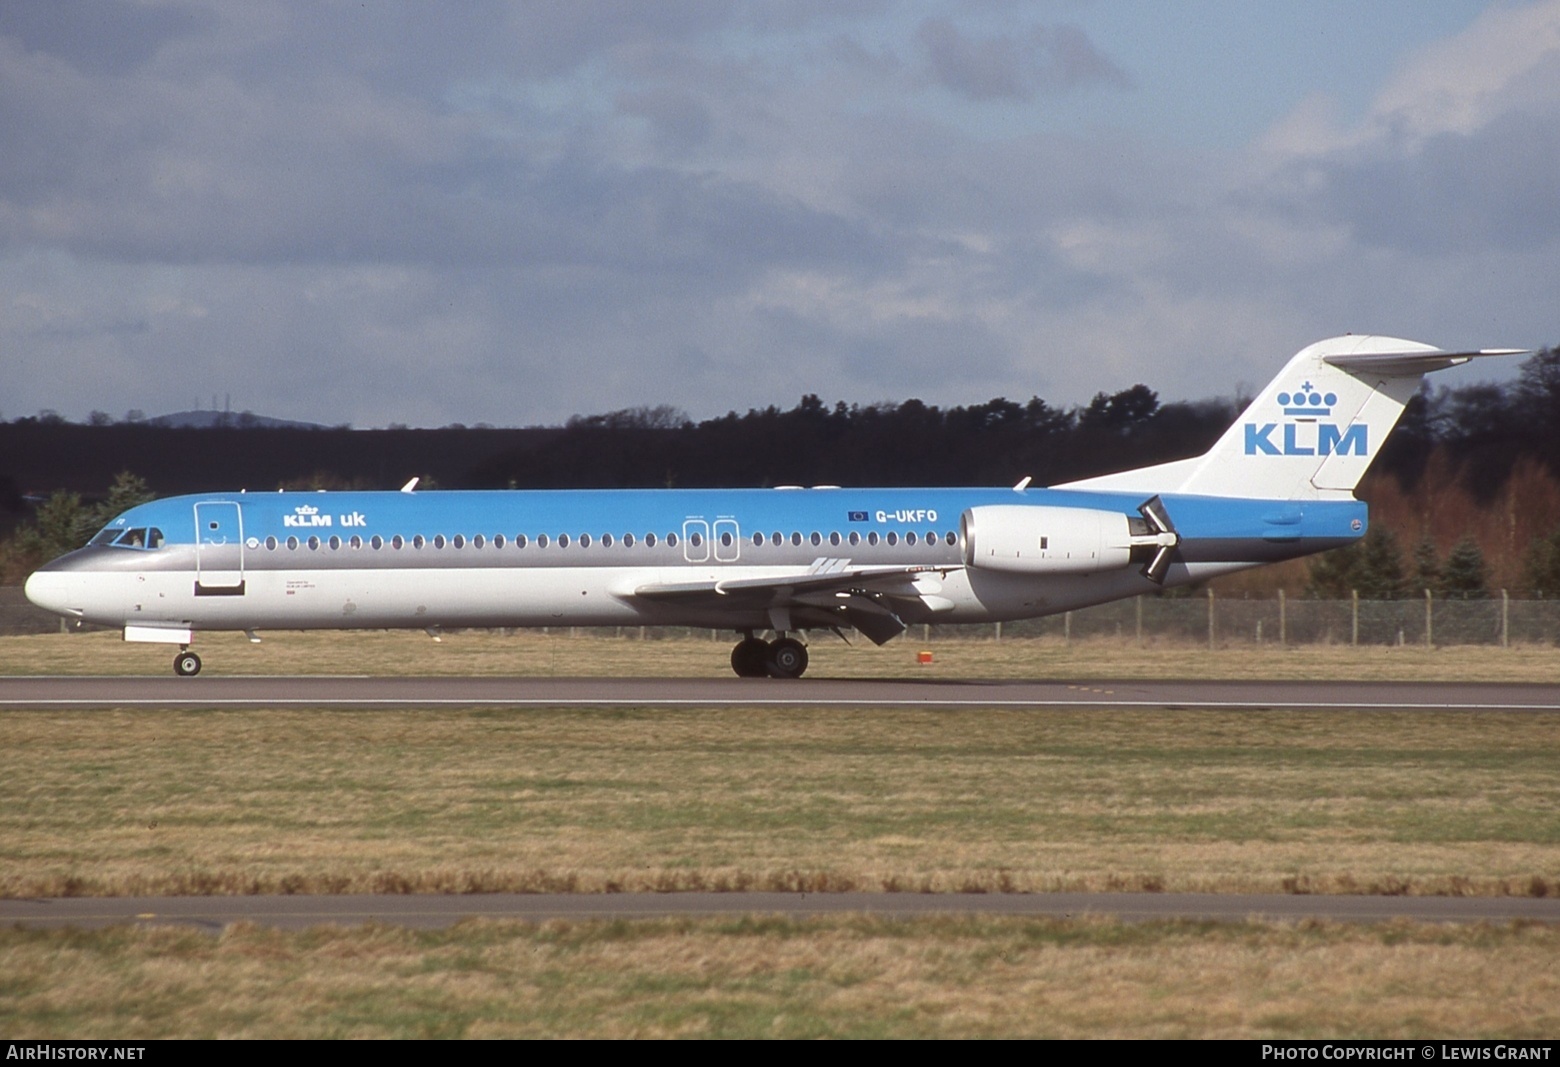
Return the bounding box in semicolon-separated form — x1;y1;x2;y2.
1243;381;1367;457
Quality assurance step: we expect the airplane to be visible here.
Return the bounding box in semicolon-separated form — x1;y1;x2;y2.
24;335;1522;678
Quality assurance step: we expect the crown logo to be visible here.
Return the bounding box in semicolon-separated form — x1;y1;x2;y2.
1276;381;1336;416
294;504;320;515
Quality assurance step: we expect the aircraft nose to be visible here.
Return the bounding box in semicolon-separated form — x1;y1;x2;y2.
24;569;83;618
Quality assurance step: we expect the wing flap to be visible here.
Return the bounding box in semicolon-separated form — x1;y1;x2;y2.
632;563;959;645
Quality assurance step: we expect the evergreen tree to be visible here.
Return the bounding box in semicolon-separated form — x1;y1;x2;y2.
1356;528;1408;599
1305;542;1360;598
1306;527;1405;599
1522;527;1560;598
1412;535;1440;595
1438;536;1489;599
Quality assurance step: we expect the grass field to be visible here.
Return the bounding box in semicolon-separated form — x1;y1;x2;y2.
2;701;1556;899
4;917;1558;1038
4;627;1560;680
3;630;1557;1037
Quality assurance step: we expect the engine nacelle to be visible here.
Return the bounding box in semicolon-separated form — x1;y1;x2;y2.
961;505;1138;575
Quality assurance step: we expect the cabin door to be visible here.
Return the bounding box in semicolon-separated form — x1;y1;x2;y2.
194;501;246;595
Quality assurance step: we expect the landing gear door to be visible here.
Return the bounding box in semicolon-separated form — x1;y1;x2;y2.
194;501;246;595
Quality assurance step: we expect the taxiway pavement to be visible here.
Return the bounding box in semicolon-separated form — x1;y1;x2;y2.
2;675;1558;710
4;892;1558;931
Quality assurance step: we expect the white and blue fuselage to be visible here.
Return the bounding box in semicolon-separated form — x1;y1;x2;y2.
25;484;1362;630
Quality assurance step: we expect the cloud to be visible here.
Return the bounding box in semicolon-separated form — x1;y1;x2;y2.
1255;0;1560;255
915;17;1130;101
2;2;1555;431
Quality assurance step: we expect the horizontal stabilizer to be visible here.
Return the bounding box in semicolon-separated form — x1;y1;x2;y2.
1323;348;1527;377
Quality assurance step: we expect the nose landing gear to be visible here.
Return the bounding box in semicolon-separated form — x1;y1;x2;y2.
173;649;202;677
729;633;809;679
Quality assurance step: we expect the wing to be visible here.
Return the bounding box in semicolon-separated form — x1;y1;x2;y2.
633;559;961;645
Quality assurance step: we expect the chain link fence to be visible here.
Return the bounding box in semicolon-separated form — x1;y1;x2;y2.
4;585;1558;646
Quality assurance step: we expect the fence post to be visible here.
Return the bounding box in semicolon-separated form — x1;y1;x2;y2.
1278;589;1287;648
1207;588;1215;650
1351;589;1358;647
1135;595;1143;647
1424;588;1433;648
1501;589;1509;649
1064;611;1072;643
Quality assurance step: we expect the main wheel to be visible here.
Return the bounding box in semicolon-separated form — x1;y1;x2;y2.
766;637;808;679
730;637;770;677
173;651;202;677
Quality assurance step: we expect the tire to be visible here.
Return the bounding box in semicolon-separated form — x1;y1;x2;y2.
766;637;808;679
174;652;202;677
731;637;770;677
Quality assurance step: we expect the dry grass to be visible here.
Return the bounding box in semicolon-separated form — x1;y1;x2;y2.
2;916;1557;1038
2;705;1556;899
5;627;1560;680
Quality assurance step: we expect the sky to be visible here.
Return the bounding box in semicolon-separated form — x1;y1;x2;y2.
3;0;1558;428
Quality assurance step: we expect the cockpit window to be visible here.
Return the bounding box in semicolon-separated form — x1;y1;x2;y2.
93;526;164;549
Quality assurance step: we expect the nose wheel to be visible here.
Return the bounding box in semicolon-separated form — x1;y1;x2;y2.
173;651;202;677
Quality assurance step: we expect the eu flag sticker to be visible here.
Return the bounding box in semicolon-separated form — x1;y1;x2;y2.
847;511;869;522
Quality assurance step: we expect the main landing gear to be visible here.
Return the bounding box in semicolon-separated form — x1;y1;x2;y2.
173;649;202;677
730;633;809;679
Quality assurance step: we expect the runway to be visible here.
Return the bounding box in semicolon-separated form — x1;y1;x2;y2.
2;675;1559;710
5;892;1559;931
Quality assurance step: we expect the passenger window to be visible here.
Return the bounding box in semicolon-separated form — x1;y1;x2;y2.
371;535;384;549
413;535;426;549
308;536;321;550
266;536;278;550
946;531;957;546
516;534;527;548
810;532;821;546
493;534;505;548
772;532;782;546
791;532;802;546
392;535;404;550
829;532;840;546
667;532;678;547
624;533;635;547
558;533;570;548
453;534;465;549
473;534;485;549
328;535;342;550
580;533;592;547
886;532;898;546
287;536;300;550
906;532;917;546
349;535;362;549
602;533;613;547
646;533;657;547
848;531;860;546
867;532;879;546
689;532;702;547
537;534;549;548
752;532;763;547
433;535;446;549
